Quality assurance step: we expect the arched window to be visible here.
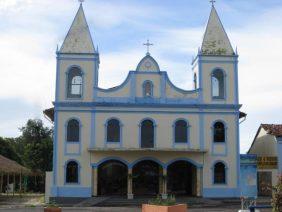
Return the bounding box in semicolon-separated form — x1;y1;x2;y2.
214;162;226;184
212;69;224;99
67;119;80;142
174;120;188;143
141;119;154;148
67;67;83;98
143;81;153;97
194;73;197;89
66;161;79;183
107;119;120;142
213;121;225;143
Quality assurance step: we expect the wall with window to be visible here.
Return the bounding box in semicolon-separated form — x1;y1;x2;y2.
202;114;238;191
55;111;92;187
136;74;160;98
94;112;200;149
196;56;237;105
57;59;96;102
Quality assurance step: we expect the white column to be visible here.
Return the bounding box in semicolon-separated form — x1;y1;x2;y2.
92;167;98;196
196;167;202;197
127;168;134;199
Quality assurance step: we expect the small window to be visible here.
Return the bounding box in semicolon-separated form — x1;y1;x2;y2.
143;81;153;97
66;161;79;183
67;67;83;98
67;119;79;142
174;120;188;143
214;162;226;184
213;121;225;143
107;119;120;142
212;69;224;99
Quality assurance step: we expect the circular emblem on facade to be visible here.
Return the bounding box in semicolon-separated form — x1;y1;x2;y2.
145;61;152;69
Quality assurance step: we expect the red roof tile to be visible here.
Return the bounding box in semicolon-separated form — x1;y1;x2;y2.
261;124;282;137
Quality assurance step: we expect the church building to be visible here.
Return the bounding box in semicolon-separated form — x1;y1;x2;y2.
48;2;245;199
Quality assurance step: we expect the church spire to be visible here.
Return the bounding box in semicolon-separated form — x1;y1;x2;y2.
201;4;234;55
59;3;95;54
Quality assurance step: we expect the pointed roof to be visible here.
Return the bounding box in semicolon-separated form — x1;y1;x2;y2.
136;53;160;72
59;4;95;54
201;6;234;56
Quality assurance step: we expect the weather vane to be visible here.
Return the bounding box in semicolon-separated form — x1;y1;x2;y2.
143;39;153;54
210;0;216;6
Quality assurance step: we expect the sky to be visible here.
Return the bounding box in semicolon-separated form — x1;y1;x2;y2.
0;0;282;153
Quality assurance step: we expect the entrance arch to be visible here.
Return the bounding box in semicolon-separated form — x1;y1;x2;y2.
98;160;128;195
167;160;197;196
132;160;161;195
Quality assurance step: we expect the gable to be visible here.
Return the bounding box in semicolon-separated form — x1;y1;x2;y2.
136;54;160;72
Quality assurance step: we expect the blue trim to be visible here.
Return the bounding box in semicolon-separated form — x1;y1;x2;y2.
56;109;240;116
138;118;157;148
54;101;242;110
172;118;190;148
94;72;132;93
164;72;200;94
211;68;227;101
203;188;240;198
92;157;129;168
64;117;82;156
90;111;96;148
211;119;227;156
236;114;241;187
165;157;203;169
51;186;91;197
57;57;98;61
130;74;136;101
64;159;81;185
53;111;58;186
104;117;123;147
130;157;165;169
65;65;85;100
199;112;204;150
276;137;282;173
160;74;166;102
234;60;239;104
55;58;60;101
142;80;154;97
211;160;228;185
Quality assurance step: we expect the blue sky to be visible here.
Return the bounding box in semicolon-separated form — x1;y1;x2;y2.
0;0;282;153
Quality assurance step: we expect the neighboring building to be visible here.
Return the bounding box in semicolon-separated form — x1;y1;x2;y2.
47;3;246;199
248;124;282;196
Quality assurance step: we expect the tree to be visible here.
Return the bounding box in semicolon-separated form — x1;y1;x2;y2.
20;119;53;172
0;137;22;164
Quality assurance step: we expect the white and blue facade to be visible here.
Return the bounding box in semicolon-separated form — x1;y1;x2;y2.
49;3;244;199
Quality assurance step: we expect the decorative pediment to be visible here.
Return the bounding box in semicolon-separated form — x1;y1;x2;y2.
136;54;160;72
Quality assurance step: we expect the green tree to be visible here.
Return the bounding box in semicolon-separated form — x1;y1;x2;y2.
0;137;22;164
20;119;53;172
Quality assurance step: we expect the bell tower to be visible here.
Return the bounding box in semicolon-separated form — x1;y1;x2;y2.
192;4;238;105
55;3;99;102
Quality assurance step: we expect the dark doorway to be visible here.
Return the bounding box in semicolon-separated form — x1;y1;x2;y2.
167;160;197;196
133;160;160;195
98;160;127;196
258;171;272;196
141;120;154;148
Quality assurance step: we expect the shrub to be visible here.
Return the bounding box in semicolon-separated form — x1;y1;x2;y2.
271;174;282;212
148;195;176;206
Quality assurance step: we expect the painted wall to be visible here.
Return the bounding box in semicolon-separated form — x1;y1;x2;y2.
240;155;257;198
249;128;278;156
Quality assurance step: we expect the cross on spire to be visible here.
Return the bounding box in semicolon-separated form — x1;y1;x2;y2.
78;0;84;3
210;0;216;6
143;39;153;54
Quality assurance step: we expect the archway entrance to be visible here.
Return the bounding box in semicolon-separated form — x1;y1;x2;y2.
133;160;160;195
98;160;127;196
167;160;197;196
